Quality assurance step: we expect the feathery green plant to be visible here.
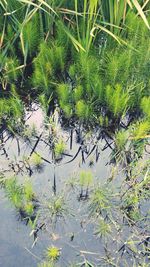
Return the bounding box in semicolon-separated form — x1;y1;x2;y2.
94;217;112;238
45;246;60;261
32;42;66;93
30;152;43;168
79;170;94;188
54;139;66;158
5;177;24;209
89;186;111;216
105;84;129;118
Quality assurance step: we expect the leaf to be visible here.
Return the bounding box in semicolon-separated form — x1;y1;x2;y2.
132;0;150;29
91;25;121;44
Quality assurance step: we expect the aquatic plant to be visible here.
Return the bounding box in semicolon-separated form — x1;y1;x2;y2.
79;170;94;188
45;246;60;261
0;97;23;122
23;124;37;139
21;13;42;60
105;84;129;118
32;42;66;93
24;202;34;216
94;217;112;238
89;186;111;216
75;100;92;121
5;177;23;209
47;195;68;220
141;97;150;119
132;120;150;140
30;152;43;168
24;180;35;201
115;130;129;151
54;140;66;158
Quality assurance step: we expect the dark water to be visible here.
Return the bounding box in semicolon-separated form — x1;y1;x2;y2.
0;104;149;267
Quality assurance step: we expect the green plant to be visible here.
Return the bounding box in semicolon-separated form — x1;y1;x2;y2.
115;129;129;151
30;152;43;167
45;246;60;261
4;176;36;217
94;217;112;238
24;201;34;216
47;196;67;220
132;120;150;140
105;84;129;118
32;42;66;93
141;97;150;119
89;186;111;216
79;170;94;188
75;100;92;121
54;139;66;158
5;177;23;209
24;180;35;201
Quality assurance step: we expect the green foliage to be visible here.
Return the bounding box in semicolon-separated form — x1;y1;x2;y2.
75;100;92;121
45;246;60;261
115;130;129;151
54;139;66;158
4;177;36;217
30;153;43;167
47;196;67;219
24;202;34;216
24;180;35;201
57;83;71;104
105;84;129;117
32;42;66;93
5;177;23;209
132;120;150;140
94;217;112;238
0;96;23;124
89;186;111;216
79;170;94;188
0;56;21;89
22;13;42;58
141;97;150;119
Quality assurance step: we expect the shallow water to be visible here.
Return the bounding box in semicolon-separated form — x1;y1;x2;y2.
0;104;149;267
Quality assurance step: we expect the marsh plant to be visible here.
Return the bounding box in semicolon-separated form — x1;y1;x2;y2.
46;195;68;223
89;186;112;217
30;152;43;168
94;217;112;239
54;139;66;159
3;176;36;219
45;246;60;262
78;170;94;199
0;1;150;266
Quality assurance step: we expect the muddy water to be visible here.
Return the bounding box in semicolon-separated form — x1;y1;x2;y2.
0;104;112;266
